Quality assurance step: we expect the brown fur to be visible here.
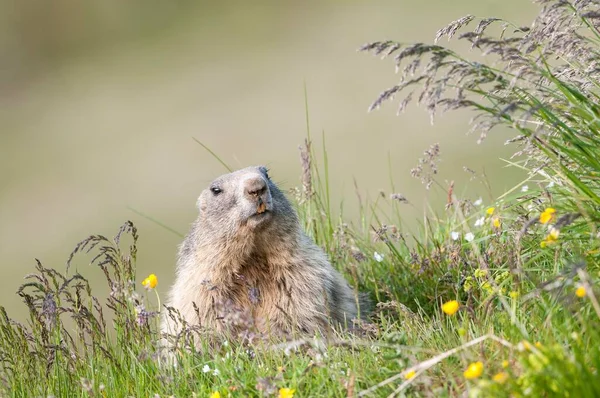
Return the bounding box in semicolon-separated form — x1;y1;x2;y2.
161;166;369;348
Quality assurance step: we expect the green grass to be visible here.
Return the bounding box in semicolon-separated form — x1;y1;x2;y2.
2;0;600;396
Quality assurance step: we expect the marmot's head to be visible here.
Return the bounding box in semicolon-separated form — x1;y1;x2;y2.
196;166;298;239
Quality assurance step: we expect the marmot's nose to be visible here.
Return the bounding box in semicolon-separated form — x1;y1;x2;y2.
244;177;267;198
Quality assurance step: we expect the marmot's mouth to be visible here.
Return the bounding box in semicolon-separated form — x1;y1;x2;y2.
251;209;271;217
247;209;272;226
257;201;267;214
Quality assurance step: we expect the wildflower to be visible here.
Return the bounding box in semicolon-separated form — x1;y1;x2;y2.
492;216;501;228
213;368;220;376
202;364;211;373
547;181;555;188
521;185;529;192
509;291;519;299
493;268;506;280
539;208;556;224
404;369;416;380
279;388;295;398
474;268;488;278
458;327;467;337
374;252;384;262
540;227;560;248
465;232;475;242
535;341;543;348
134;304;152;327
486;207;495;215
441;300;460;315
474;216;485;227
492;372;509;384
463;276;474;292
474;198;483;206
210;392;221;398
463;361;484;379
518;341;532;351
501;360;509;368
481;281;492;293
141;273;158;289
576;286;586;298
451;231;460;241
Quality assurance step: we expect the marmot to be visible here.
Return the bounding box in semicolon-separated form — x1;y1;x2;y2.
161;166;369;346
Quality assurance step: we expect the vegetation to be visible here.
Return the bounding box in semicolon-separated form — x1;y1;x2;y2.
1;0;600;396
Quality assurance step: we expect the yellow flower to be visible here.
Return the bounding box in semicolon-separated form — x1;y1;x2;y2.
279;388;295;398
539;208;556;224
509;291;519;299
501;360;509;368
210;392;221;398
481;281;492;292
535;341;543;348
486;207;495;215
464;361;484;379
441;300;460;315
492;372;509;384
492;216;501;228
541;228;560;248
463;276;474;292
519;340;532;351
404;369;416;380
142;273;158;289
576;286;586;298
474;268;488;278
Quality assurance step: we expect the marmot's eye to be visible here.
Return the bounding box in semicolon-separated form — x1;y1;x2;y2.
210;187;222;195
263;168;270;180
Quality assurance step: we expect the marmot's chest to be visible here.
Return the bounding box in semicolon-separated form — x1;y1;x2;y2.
225;264;287;313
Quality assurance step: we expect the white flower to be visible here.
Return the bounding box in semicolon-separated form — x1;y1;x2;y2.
202;364;211;373
374;252;384;262
465;232;475;242
451;231;460;241
474;217;485;227
474;198;483;206
547;181;555;188
521;185;529;192
213;369;220;376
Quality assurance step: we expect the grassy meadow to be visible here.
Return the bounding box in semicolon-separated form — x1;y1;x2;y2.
2;1;600;396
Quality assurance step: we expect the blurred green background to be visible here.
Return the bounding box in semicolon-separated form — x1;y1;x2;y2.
0;1;537;318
